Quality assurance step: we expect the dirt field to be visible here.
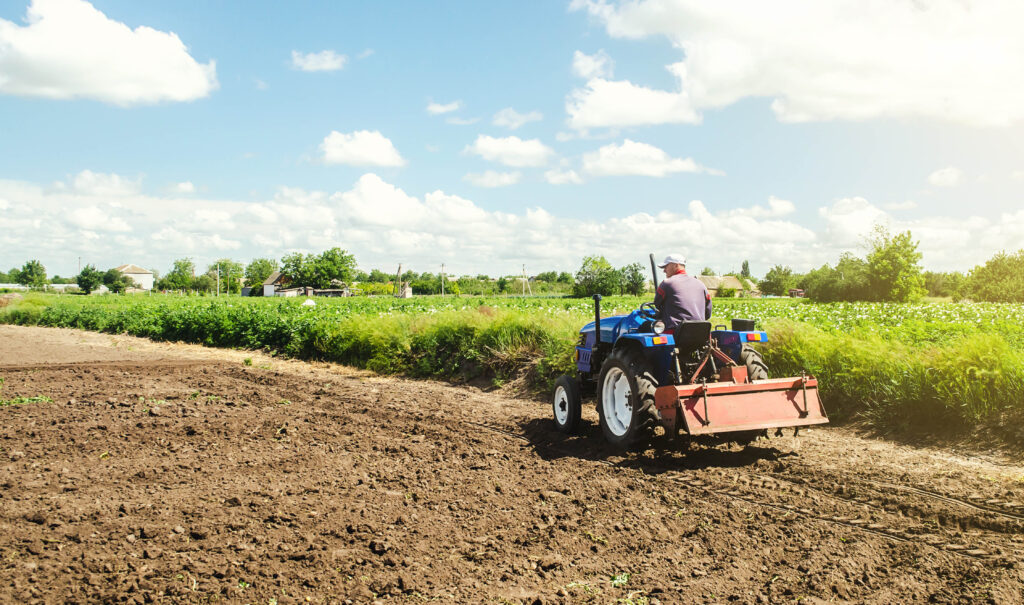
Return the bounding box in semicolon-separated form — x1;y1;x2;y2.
1;325;1023;604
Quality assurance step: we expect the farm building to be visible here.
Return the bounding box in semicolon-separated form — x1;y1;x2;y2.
697;275;760;297
115;264;155;290
262;271;290;296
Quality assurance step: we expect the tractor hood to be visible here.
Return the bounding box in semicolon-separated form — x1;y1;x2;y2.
579;312;642;344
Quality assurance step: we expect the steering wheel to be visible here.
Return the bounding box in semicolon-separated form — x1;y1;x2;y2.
638;301;659;319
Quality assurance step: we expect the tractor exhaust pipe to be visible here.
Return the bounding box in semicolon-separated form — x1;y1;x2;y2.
649;253;659;289
592;294;602;341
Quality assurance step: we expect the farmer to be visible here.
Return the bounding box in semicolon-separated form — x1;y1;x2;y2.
653;253;712;330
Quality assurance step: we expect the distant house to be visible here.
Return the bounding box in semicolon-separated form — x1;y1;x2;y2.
115;264;154;290
696;275;760;298
262;271;290;296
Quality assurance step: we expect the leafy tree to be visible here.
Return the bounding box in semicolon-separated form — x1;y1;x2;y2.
75;265;104;294
366;269;393;283
620;263;647;296
314;247;357;287
496;276;509;293
534;271;558;283
0;268;10;282
963;250;1024;302
758;265;796;296
700;267;716;276
50;275;74;284
802;254;870;302
16;260;46;288
158;258;195;291
244;258;279;289
923;271;966;298
193;274;215;293
573;256;622;297
740;260;751;279
280;252;315;288
103;268;137;294
866;227;926;302
207;258;244;294
557;271;573;284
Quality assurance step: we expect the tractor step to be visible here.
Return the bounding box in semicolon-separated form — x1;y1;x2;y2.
654;376;828;436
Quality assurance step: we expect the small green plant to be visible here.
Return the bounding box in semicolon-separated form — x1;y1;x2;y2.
610;572;630;588
243;357;253;366
0;395;52;407
276;399;291;406
584;530;608;545
238;580;250;589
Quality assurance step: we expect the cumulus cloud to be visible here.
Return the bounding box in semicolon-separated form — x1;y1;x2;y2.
70;170;141;196
463;170;522;188
726;196;795;219
0;0;217;105
67;205;131;232
582;140;719;177
567;77;699;130
572;49;614;79
173;181;196;194
570;0;1024;127
426;100;462;115
320;130;406;167
545;169;584;185
291;49;347;72
492;108;543;130
465;135;554;167
928;166;964;187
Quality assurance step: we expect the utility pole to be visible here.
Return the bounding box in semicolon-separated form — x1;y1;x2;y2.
441;263;445;297
521;264;532;296
393;263;402;297
216;264;220;297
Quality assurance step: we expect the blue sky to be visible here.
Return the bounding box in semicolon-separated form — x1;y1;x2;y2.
1;0;1022;278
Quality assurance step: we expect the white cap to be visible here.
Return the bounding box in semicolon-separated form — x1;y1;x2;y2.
657;253;687;268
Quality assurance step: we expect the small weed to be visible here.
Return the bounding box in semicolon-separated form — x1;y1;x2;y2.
610;572;630;588
618;592;649;605
584;530;608;545
276;399;291;406
188;391;200;400
99;451;109;459
206;395;221;402
0;396;52;407
243;358;253;366
237;580;250;589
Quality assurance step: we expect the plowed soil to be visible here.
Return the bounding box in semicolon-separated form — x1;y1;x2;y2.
1;324;1022;604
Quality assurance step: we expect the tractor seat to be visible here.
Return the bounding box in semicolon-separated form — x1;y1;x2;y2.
673;321;711;355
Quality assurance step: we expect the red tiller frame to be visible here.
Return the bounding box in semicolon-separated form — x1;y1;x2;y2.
654;375;828;436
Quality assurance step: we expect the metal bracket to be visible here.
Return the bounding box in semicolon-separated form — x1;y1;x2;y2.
800;371;809;418
701;379;710;426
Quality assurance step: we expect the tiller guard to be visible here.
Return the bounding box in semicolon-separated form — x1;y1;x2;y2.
654;371;828;436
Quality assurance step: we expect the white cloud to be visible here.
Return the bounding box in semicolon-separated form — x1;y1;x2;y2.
545;169;584;185
572;50;614;79
570;0;1024;127
465;135;554;167
320;130;406;167
189;209;234;232
71;170;141;196
173;181;196;194
726;196;795;219
928;166;964;187
357;49;374;60
818;197;890;248
492;108;543;130
427;100;462;115
884;200;919;211
567;77;699;130
464;170;522;188
0;0;217;105
291;50;347;72
67;205;131;232
582;140;718;177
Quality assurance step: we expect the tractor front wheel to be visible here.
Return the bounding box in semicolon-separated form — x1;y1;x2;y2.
552;375;582;434
597;348;658;448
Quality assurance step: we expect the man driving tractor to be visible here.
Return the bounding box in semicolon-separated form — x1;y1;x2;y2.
653;253;712;330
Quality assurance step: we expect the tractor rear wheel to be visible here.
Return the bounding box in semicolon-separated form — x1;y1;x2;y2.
552;375;582;434
597;348;658;448
740;344;769;380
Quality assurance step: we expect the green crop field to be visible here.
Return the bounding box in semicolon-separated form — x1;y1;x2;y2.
3;293;1023;437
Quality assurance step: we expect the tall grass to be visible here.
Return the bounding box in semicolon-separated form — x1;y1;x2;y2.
3;293;1023;435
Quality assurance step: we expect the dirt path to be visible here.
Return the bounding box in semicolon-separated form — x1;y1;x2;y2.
0;324;1022;604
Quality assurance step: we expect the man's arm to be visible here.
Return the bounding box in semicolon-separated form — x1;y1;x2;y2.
704;288;713;320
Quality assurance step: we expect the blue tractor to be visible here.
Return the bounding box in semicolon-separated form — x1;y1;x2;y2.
552;273;827;449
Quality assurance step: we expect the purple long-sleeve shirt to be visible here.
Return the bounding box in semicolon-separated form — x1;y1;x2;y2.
653;270;712;330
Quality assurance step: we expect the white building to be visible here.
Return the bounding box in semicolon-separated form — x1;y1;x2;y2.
115;264;155;291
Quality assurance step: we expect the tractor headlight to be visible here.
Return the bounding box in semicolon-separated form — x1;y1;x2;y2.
652;320;666;334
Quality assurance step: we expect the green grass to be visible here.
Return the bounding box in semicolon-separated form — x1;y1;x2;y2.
2;292;1023;436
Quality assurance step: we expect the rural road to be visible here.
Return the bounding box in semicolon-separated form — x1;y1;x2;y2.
0;324;1022;604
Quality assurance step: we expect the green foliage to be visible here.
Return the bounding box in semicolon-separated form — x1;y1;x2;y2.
244;257;279;290
866;226;926;302
700;267;715;276
366;269;393;283
741;260;751;279
963;249;1024;302
103;269;137;294
620;263;647;296
282;247;357;289
158;258;196;291
208;258;244;294
716;287;737;298
802;254;870;302
75;265;104;294
758;265;796;296
16;260;46;288
924;271;965;298
573;256;622;297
